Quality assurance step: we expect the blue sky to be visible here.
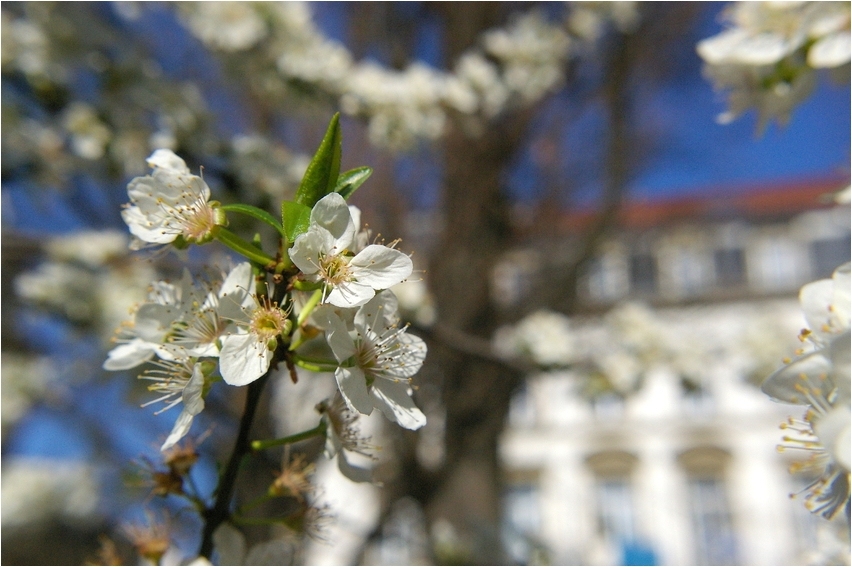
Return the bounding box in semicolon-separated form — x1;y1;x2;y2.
633;61;850;199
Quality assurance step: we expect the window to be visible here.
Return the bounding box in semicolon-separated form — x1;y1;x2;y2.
629;254;657;295
503;479;542;564
666;248;709;297
810;237;851;279
750;235;805;291
586;451;639;550
596;478;636;543
586;254;629;302
713;248;746;287
687;478;738;565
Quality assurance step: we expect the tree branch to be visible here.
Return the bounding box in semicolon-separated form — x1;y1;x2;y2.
198;372;270;559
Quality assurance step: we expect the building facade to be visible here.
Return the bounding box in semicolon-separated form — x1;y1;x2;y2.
499;176;850;565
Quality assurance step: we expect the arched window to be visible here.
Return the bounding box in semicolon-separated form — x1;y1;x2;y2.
677;447;739;566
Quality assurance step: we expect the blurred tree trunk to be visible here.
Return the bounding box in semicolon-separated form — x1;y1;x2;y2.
402;4;531;563
423;112;531;563
352;4;702;564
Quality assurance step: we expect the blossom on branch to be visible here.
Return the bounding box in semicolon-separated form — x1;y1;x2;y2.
315;290;427;430
697;1;851;130
103;270;196;370
122;149;223;249
217;262;291;387
289;193;413;309
762;262;851;519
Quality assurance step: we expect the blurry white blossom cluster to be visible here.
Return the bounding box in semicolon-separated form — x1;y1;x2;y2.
697;1;851;131
229;134;310;200
1;457;101;530
1;354;58;437
2;1;640;194
496;300;807;404
15;230;156;334
1;9;56;85
8;229;156;440
496;303;668;397
1;4;222;185
178;2;639;150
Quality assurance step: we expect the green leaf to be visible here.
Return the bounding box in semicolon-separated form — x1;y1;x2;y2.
294;113;342;208
334;166;372;200
281;200;312;242
220;204;285;237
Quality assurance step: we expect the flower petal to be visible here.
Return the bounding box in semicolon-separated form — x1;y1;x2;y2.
370;379;426;430
147;149;190;173
103;339;155;370
219;333;271;386
814;405;851;472
326;280;375;308
121;206;176;244
830;331;851;401
311;192;355;247
391;333;427;378
355;290;399;331
350;245;413;290
761;349;832;404
830;262;850;330
313;305;357;362
336;367;373;416
217;262;254;321
183;363;206;415
336;452;375;484
161;407;196;451
808;31;851;68
800;278;834;340
289;225;333;275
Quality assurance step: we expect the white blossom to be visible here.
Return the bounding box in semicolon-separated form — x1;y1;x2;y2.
139;359;208;451
121;149;220;249
762;263;851;519
494;310;575;367
318;397;376;484
103;271;195;370
289;193;413;308
44;229;128;268
217;263;291;387
167;263;253;359
697;1;851;130
1;457;100;529
316;291;427;430
180;2;268;52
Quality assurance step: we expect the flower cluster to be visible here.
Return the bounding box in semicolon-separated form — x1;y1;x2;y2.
105;130;427;467
177;2;639;150
101;123;427;558
762;262;850;519
697;1;851;130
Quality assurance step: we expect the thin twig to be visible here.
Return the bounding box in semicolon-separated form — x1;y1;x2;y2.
197;372;270;559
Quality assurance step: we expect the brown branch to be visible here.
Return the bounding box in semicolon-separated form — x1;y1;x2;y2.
197;372;270;559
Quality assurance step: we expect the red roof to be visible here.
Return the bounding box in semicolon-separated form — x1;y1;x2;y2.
558;173;849;232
